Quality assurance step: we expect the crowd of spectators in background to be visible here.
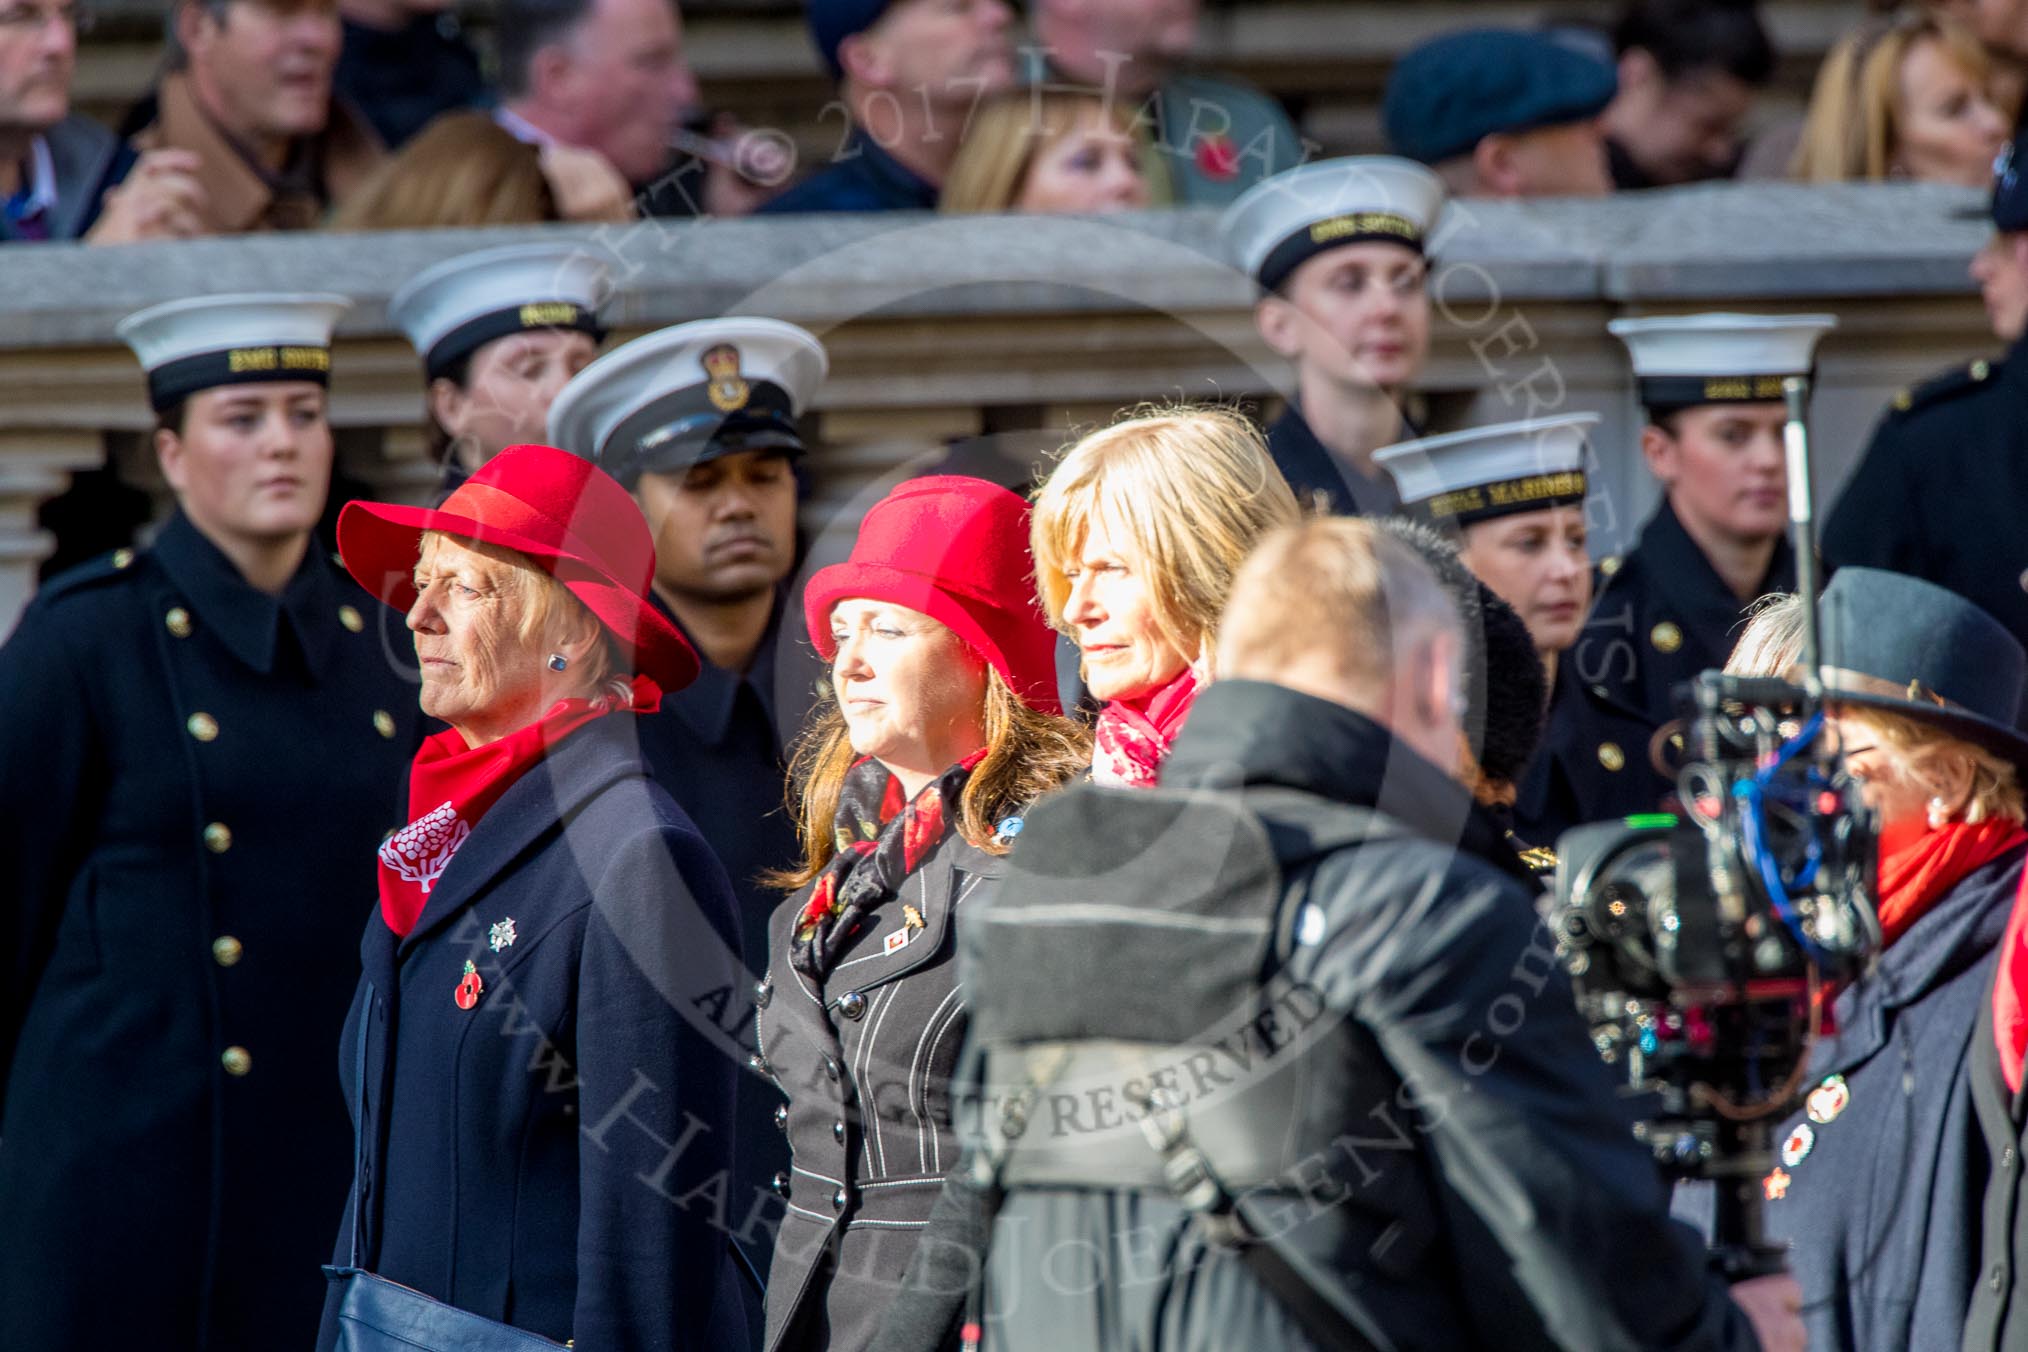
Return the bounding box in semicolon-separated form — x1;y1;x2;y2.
4;0;2028;248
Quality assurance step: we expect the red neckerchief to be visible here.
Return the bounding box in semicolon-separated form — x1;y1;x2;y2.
376;674;662;937
1989;831;2028;1093
1876;817;2025;948
1092;668;1200;789
790;747;988;980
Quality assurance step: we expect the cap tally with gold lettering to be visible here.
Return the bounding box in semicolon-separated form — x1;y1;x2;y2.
117;293;350;413
1609;312;1837;412
1374;414;1595;527
389;243;612;381
1220;156;1446;292
547;317;828;487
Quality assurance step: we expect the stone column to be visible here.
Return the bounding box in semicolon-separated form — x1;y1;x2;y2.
0;430;110;639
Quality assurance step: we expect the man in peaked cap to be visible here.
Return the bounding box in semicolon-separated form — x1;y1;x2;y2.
0;292;421;1352
1825;138;2028;684
1383;27;1617;197
389;242;612;501
1222;155;1445;516
1578;312;1832;733
548;317;828;1252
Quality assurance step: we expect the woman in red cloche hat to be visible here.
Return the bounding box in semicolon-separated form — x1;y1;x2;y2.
316;444;752;1352
755;476;1088;1352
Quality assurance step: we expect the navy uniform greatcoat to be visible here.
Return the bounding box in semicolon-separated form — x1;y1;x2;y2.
319;716;752;1352
637;596;813;1255
1265;403;1406;518
1766;846;2023;1352
1574;499;1796;729
1824;343;2028;692
755;829;1006;1352
1512;656;1672;847
0;513;421;1351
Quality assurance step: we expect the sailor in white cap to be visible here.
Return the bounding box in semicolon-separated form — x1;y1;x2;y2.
1221;155;1447;516
0;293;422;1350
548;315;827;1245
1578;312;1836;729
1377;413;1668;846
388;243;613;499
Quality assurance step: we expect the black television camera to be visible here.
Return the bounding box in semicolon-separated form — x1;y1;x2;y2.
1550;378;1882;1277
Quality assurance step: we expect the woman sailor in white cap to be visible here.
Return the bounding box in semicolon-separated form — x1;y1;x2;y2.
0;294;422;1352
388;242;613;500
1577;312;1836;729
1222;155;1446;516
1377;414;1670;848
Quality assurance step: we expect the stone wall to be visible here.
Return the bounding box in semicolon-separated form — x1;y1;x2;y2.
0;179;1994;633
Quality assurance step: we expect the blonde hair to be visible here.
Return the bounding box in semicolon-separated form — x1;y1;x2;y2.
1792;12;1996;182
773;664;1091;887
1217;517;1461;697
1724;592;1808;677
331;112;559;231
1839;704;2025;825
415;531;627;699
940;90;1168;213
1030;405;1302;670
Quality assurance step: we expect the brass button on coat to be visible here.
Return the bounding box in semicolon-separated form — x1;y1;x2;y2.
202;822;233;853
338;605;365;633
1597;742;1627;772
187;712;219;742
1649;622;1683;654
220;1046;252;1076
212;935;244;967
372;710;396;740
164;607;192;638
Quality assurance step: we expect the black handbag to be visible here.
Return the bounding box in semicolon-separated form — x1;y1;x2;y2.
322;1003;566;1351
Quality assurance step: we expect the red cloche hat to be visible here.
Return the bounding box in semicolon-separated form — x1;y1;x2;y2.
804;476;1062;716
337;443;700;692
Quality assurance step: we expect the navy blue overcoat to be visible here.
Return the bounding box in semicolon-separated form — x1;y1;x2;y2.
317;716;754;1352
1763;845;2026;1352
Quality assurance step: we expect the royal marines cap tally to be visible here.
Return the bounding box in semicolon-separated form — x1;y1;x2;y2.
116;293;350;413
1220;156;1447;292
547;317;828;487
1608;312;1837;411
388;243;613;381
1373;413;1595;527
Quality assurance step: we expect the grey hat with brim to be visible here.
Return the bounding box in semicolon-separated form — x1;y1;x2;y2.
1807;567;2028;769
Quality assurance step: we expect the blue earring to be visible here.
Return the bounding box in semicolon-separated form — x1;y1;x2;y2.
547;654;569;672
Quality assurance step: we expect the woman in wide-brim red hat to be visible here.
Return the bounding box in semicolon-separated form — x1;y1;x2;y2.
316;444;752;1352
755;475;1088;1352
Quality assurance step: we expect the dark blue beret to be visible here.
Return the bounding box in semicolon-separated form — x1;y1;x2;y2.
1383;29;1618;166
1994;139;2028;232
807;0;893;79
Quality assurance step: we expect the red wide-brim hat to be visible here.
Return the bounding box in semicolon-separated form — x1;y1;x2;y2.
803;475;1062;716
337;443;699;693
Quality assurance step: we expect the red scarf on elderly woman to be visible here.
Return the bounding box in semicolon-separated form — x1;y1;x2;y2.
1092;668;1200;789
376;674;662;938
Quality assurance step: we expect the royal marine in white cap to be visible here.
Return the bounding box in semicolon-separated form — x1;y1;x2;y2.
1373;413;1590;528
1220;156;1448;518
1579;312;1837;736
117;292;350;412
547;317;828;488
1376;414;1669;845
389;243;612;382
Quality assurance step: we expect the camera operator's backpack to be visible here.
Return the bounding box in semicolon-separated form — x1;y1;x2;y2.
962;780;1426;1352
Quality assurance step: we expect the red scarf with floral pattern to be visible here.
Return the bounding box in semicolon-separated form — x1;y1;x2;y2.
377;674;662;937
1092;669;1199;789
790;748;987;980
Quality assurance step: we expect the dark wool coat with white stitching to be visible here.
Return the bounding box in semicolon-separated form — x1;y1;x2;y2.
755;829;1004;1352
